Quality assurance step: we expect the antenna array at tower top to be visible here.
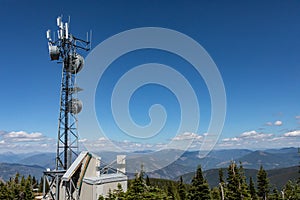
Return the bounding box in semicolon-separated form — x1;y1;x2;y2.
46;16;91;61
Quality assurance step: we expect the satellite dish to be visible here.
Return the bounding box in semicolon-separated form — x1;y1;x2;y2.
68;98;83;114
68;54;84;74
49;45;60;60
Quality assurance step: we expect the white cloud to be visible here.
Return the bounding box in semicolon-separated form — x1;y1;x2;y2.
78;132;204;152
265;120;283;126
218;128;300;150
240;130;273;139
79;138;87;143
240;130;257;137
284;130;300;137
268;137;280;141
222;137;240;142
296;116;300;124
274;120;283;126
145;144;154;148
0;131;7;136
0;130;56;153
172;132;202;141
219;130;277;149
1;128;299;153
3;131;44;142
134;143;142;147
265;122;273;126
98;137;108;141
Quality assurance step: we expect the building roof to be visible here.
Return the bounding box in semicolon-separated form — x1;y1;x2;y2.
60;151;127;186
62;151;89;181
83;173;128;185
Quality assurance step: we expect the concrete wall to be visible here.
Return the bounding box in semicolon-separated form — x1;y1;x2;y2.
80;180;127;200
80;182;93;200
96;180;127;199
85;156;98;177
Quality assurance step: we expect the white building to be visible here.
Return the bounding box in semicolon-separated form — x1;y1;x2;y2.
57;151;127;200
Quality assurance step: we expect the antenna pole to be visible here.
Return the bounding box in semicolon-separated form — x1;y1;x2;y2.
64;61;69;170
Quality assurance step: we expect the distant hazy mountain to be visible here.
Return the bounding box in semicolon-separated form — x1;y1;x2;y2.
0;163;44;181
147;147;299;180
0;147;298;182
264;147;298;154
238;150;299;169
172;149;253;171
18;152;56;169
0;152;33;163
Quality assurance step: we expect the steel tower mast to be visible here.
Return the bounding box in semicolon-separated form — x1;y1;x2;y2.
43;16;90;200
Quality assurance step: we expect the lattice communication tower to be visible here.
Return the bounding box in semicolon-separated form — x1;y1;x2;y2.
43;16;90;200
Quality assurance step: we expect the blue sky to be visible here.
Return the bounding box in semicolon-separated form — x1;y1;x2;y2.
0;0;299;152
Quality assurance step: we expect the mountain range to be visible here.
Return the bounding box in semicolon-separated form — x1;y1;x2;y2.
0;147;298;186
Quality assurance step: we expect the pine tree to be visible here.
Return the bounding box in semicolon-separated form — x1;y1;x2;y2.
167;184;175;200
24;176;34;200
126;171;169;200
211;187;221;200
14;173;20;185
188;165;211;200
219;168;224;184
283;180;300;200
10;174;21;199
226;162;251;200
227;162;241;200
20;175;27;199
218;169;225;200
114;183;126;199
98;195;105;200
238;163;251;199
0;182;8;199
257;165;269;200
129;172;146;194
145;186;169;199
249;177;258;200
178;176;186;200
32;176;37;187
21;175;26;187
146;175;151;186
268;187;281;200
106;188;116;200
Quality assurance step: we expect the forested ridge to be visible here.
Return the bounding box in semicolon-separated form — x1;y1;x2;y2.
0;173;41;199
99;162;300;200
0;162;299;199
